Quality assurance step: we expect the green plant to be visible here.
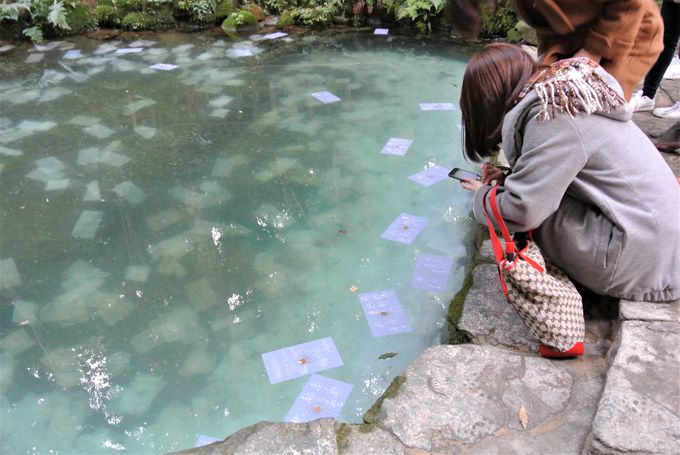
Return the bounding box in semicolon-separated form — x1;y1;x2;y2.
0;0;92;41
479;0;517;39
291;5;331;27
221;9;256;27
121;11;146;28
215;0;234;19
189;0;216;23
394;0;445;33
277;8;292;25
94;4;120;25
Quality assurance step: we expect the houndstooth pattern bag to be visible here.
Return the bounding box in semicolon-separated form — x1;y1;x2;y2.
483;186;585;352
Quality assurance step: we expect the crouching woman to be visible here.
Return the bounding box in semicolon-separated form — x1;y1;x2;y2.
457;44;680;350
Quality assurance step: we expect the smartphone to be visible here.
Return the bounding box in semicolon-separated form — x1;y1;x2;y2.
448;167;481;181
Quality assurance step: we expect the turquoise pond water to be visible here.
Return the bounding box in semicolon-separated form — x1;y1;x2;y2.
0;31;477;453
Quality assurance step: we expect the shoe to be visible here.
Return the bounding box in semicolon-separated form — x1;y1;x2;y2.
629;90;655;112
539;342;584;359
652;101;680;119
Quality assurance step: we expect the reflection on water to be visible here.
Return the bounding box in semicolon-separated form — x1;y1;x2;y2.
0;31;476;453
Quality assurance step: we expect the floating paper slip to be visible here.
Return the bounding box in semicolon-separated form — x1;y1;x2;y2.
83;180;101;201
195;435;220;448
150;63;178;71
26;53;44;63
45;178;70;191
381;213;428;245
408;165;450;186
419;102;456;111
134;125;157;139
380;138;413;156
285;374;353;423
112;181;147;205
311;91;341;104
12;300;38;324
63;49;83;59
71;210;104;240
409;252;454;293
125;265;150;282
374;28;389;35
115;47;143;55
0;145;22;157
84;124;116;139
233;48;254;57
263;32;288;40
68;115;101;126
0;258;22;290
359;290;412;337
262;337;343;384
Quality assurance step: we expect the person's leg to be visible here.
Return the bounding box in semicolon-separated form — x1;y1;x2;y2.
642;1;680;98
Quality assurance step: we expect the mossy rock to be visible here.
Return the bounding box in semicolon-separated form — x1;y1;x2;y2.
95;5;122;26
215;0;236;20
277;9;293;26
248;3;266;21
221;10;257;29
121;11;149;30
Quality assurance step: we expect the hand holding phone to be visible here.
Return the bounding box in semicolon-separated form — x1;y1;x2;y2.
448;167;481;181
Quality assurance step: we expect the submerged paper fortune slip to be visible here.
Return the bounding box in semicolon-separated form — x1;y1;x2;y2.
380;138;413;156
149;63;178;71
195;435;220;447
263;32;288;40
419;103;456;111
233;48;254;57
374;28;389;35
408;165;450;186
262;336;343;384
115;47;143;55
285;374;353;423
311;91;341;104
409;252;454;293
381;213;428;245
359;290;412;337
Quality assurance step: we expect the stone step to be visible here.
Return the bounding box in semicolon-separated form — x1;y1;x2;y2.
587;300;680;455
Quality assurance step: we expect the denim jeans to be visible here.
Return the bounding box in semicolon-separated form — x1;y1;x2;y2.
642;0;680;98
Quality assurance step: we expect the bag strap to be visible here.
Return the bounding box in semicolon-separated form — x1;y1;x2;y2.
482;185;545;273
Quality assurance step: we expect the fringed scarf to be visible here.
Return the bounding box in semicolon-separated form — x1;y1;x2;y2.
518;57;626;122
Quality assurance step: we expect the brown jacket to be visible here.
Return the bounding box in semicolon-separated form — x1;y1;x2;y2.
513;0;664;100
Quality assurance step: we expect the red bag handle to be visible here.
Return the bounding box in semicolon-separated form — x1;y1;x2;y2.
482;185;544;273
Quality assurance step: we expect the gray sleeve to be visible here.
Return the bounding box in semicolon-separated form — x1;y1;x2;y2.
472;113;589;233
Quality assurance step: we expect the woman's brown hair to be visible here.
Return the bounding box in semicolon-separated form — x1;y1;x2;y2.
459;43;539;161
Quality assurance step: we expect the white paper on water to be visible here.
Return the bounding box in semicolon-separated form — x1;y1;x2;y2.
212;155;248;177
149;235;190;261
94;294;135;326
133;125;157;139
38;87;72;103
84;124;116;139
0;145;22;157
112;181;147;205
123;98;157;115
12;300;38;324
71;210;104;239
125;265;150;282
45;178;71;191
109;373;165;415
145;208;185;232
209;108;230;118
83;180;101;201
0;258;22;290
1;329;35;354
18;119;57;132
208;95;234;108
68;115;101;126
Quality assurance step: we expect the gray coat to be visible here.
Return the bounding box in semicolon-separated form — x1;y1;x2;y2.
472;71;680;302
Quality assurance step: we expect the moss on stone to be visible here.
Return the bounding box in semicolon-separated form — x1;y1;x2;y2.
121;11;147;30
363;375;406;424
95;5;121;26
277;9;293;26
221;10;257;29
215;0;236;20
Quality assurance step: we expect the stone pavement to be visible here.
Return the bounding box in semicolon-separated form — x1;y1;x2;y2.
175;81;680;455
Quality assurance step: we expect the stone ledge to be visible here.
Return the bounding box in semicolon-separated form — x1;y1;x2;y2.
588;319;680;455
619;299;680;323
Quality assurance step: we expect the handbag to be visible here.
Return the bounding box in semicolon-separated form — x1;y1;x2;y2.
482;186;585;353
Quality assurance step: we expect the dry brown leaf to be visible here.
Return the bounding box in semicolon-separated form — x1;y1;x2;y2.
518;404;529;429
